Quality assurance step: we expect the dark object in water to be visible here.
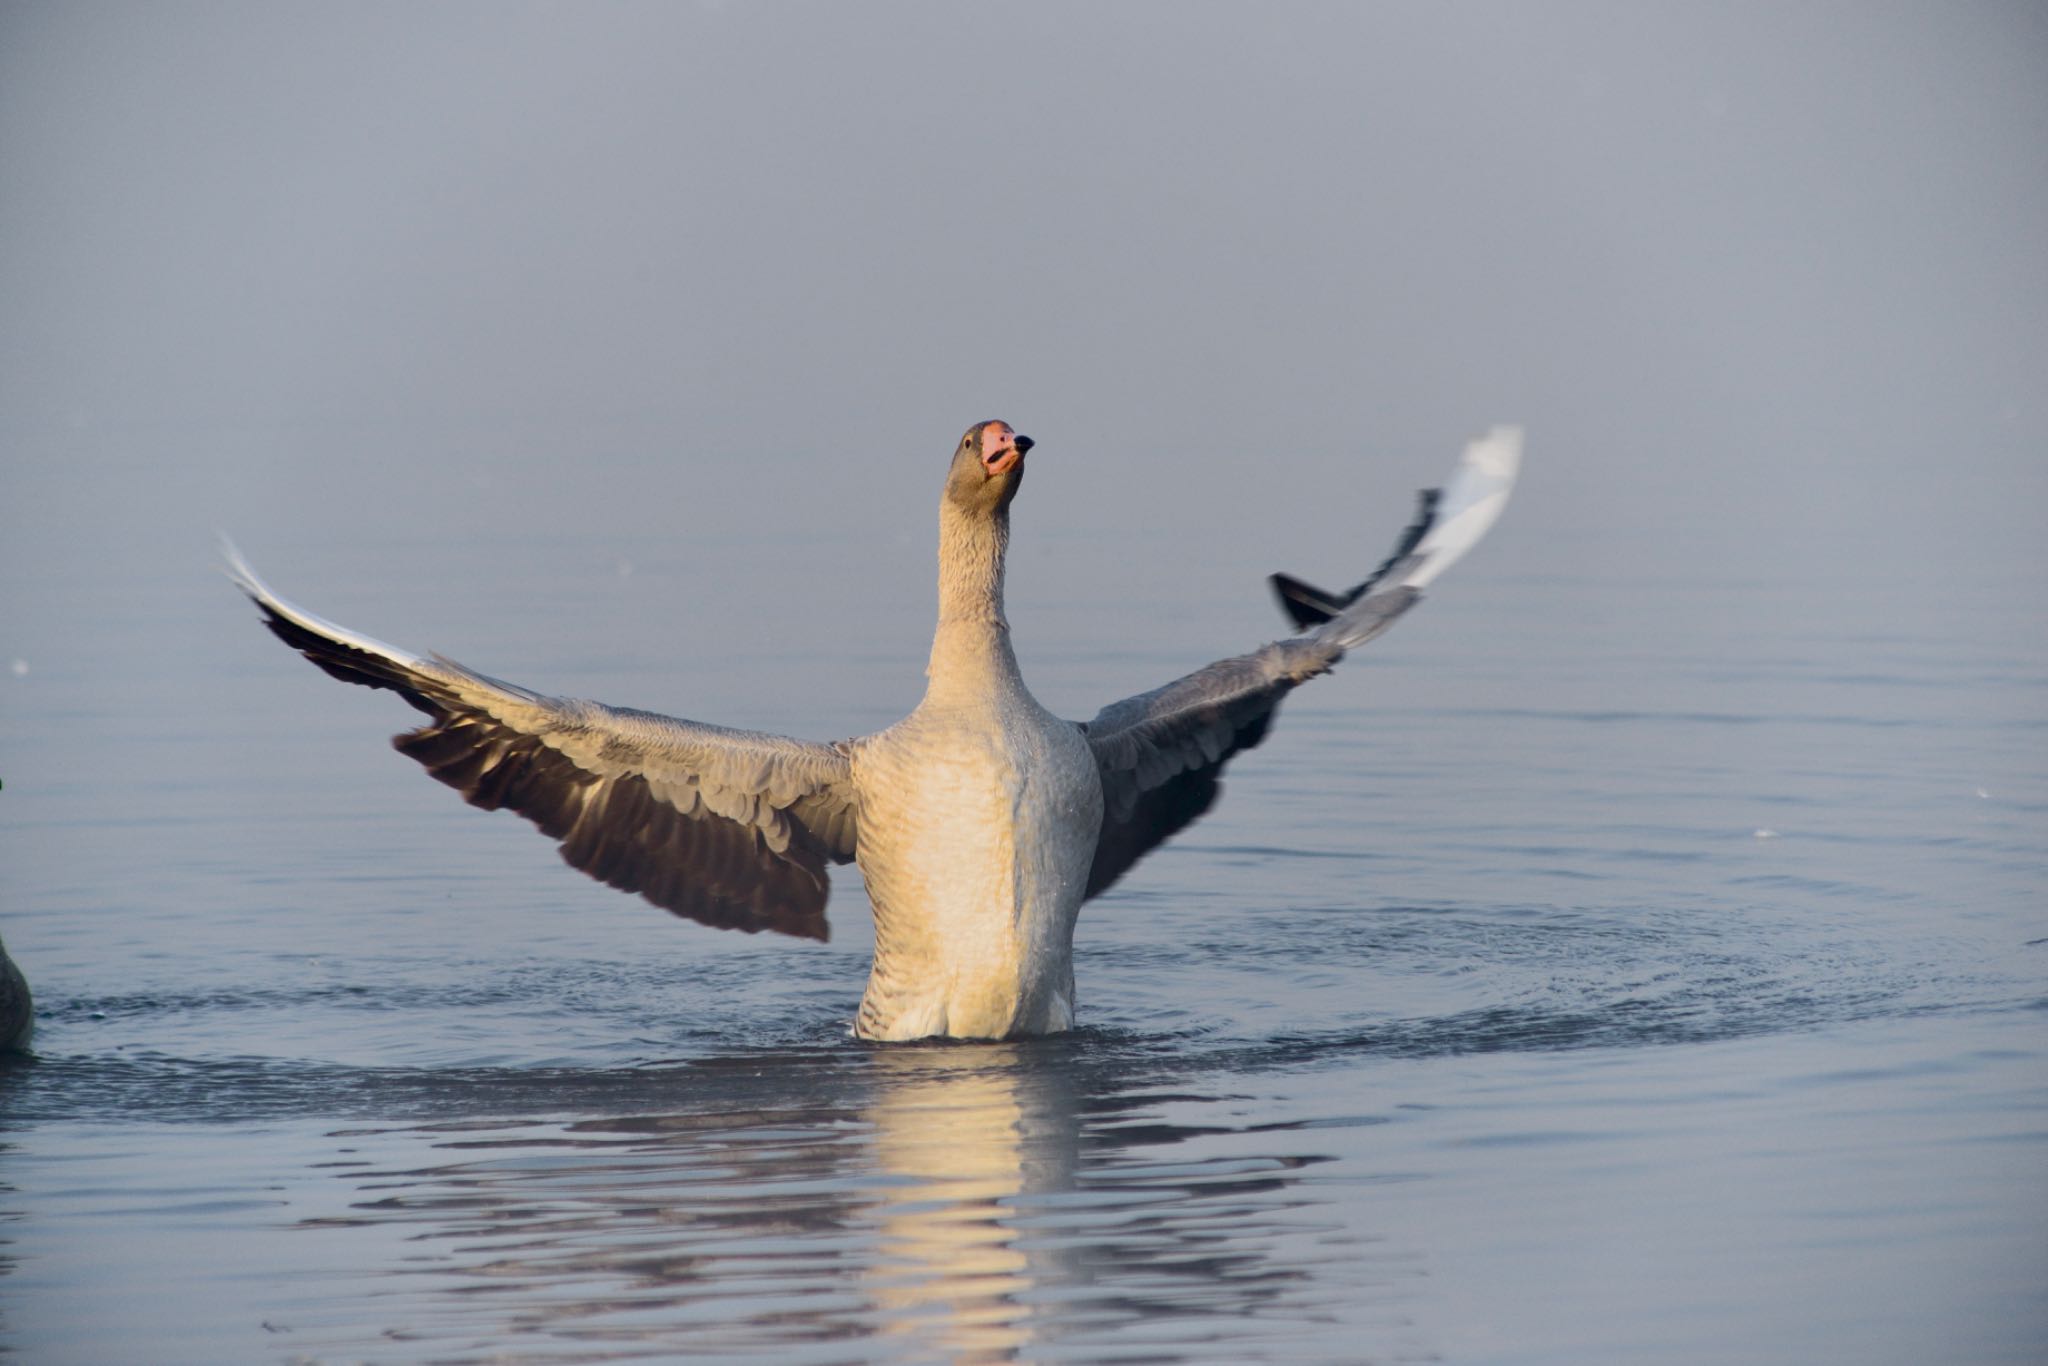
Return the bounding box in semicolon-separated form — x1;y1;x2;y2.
0;934;30;1052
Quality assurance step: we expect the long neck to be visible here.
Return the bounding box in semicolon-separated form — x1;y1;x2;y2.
925;499;1020;702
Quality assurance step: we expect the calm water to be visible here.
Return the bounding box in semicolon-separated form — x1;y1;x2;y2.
3;518;2045;1364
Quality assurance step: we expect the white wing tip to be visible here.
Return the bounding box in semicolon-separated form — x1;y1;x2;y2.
1397;423;1524;591
1466;424;1524;486
219;533;266;597
218;537;428;671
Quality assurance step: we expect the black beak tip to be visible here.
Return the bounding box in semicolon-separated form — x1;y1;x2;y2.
1014;435;1035;455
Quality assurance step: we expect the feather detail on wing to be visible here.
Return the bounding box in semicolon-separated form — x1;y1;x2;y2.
1079;637;1338;898
224;542;860;941
1082;426;1521;898
1271;425;1522;627
1272;486;1439;630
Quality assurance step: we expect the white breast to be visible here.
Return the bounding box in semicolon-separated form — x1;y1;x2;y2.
848;692;1103;1041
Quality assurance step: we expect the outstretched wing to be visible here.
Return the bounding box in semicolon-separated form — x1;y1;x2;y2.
1082;426;1521;898
226;545;861;941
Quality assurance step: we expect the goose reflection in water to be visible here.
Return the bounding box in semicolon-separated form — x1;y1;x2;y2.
289;1046;1370;1359
862;1047;1082;1360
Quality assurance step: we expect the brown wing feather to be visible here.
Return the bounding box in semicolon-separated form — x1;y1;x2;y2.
393;708;843;939
236;561;859;941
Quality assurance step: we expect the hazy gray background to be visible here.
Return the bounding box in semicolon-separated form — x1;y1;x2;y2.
4;1;2044;673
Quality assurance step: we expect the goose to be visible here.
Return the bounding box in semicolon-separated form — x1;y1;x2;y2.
227;422;1520;1041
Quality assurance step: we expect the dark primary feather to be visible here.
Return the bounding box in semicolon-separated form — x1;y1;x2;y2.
242;582;860;941
1270;485;1441;628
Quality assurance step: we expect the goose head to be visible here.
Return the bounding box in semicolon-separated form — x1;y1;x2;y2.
944;420;1033;517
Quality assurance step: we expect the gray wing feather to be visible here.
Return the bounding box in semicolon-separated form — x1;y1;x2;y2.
225;543;860;941
1081;636;1337;898
1080;426;1520;899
